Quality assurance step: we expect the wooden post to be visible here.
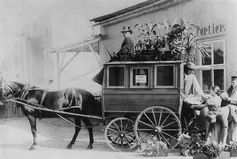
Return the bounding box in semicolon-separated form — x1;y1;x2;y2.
56;52;60;90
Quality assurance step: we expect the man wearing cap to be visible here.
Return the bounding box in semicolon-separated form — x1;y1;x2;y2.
117;26;134;57
180;62;206;127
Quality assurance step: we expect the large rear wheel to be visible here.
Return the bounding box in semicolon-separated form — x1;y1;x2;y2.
104;117;136;151
134;106;181;149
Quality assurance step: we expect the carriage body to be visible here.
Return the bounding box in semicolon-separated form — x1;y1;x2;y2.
102;61;185;151
102;61;184;117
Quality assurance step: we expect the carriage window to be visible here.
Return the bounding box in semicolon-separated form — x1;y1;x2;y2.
108;66;125;87
131;68;149;87
156;66;174;87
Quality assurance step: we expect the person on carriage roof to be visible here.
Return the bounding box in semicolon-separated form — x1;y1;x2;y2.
93;25;134;85
117;26;134;56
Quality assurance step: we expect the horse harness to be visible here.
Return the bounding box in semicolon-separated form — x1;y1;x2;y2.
19;84;47;105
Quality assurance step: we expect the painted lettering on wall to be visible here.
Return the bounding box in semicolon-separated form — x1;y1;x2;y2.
196;23;225;36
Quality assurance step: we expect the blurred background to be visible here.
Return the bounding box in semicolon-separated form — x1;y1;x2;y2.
0;0;146;93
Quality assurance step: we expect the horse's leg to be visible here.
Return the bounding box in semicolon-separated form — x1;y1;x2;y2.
82;117;94;149
27;114;38;150
66;117;81;149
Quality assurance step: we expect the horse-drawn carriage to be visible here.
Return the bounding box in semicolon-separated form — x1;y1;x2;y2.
0;60;187;152
102;60;184;151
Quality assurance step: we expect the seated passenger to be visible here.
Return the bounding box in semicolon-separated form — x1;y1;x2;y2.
204;86;229;146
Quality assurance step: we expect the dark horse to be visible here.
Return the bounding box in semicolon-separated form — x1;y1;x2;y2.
0;81;101;150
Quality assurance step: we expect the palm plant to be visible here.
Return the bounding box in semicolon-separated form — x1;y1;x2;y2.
131;18;210;62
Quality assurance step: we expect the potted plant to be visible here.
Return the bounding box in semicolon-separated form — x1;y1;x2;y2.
132;18;209;62
226;142;237;157
177;128;229;159
137;136;168;157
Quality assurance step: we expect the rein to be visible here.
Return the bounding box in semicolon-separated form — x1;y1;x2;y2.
8;98;103;128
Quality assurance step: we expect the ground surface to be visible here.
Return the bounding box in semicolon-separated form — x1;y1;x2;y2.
0;117;234;159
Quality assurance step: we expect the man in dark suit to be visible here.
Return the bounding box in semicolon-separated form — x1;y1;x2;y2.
93;26;134;85
117;26;134;57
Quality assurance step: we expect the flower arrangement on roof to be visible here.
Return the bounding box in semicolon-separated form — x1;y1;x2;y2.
127;18;209;62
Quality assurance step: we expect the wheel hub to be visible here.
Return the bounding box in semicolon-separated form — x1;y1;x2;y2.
154;126;162;133
119;132;125;138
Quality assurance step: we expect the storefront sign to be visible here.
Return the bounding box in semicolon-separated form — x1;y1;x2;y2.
135;75;147;83
196;23;225;36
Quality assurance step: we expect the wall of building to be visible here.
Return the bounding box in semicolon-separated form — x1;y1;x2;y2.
99;0;237;90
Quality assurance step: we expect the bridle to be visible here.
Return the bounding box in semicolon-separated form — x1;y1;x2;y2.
1;82;30;101
1;82;46;105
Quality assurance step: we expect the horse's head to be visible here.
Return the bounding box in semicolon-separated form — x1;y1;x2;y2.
0;81;26;104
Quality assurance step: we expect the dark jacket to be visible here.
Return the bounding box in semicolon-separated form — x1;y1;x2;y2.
117;37;134;55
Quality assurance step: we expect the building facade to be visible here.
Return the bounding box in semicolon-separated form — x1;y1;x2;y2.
91;0;237;91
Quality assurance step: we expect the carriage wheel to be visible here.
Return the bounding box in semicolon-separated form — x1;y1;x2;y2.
104;117;136;151
134;106;181;149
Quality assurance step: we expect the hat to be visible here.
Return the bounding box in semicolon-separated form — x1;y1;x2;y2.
231;76;237;81
184;62;198;70
121;26;132;33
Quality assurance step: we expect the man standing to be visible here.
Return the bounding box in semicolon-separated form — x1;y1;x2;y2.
221;76;237;143
180;62;205;128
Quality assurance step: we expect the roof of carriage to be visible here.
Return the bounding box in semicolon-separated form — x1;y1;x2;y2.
105;61;184;65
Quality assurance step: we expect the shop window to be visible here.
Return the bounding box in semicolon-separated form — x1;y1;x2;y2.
131;67;149;87
155;65;175;87
108;66;125;87
201;39;225;90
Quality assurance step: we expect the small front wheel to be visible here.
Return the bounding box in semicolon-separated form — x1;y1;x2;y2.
104;117;136;151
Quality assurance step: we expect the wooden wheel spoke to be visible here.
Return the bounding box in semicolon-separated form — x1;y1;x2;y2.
124;137;132;147
144;112;155;126
137;128;153;131
108;127;119;134
113;122;120;131
123;122;129;131
162;120;176;128
126;134;135;140
158;108;163;126
162;128;180;132
121;138;124;148
152;108;157;126
160;114;171;127
120;119;123;131
159;132;172;148
138;119;154;129
113;136;120;144
161;131;178;141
